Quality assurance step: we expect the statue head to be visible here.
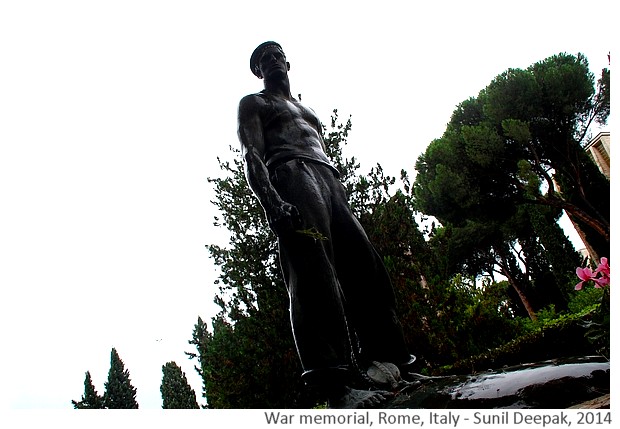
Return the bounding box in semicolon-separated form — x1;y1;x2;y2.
250;41;288;79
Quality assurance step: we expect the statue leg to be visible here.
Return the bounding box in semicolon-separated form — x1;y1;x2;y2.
329;178;412;368
272;161;410;406
272;160;351;372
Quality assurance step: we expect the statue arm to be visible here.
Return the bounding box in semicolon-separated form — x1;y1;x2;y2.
237;95;300;234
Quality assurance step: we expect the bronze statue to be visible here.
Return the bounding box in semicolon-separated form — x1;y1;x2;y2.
237;41;415;408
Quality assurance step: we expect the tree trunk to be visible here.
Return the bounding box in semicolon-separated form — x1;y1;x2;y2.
500;265;538;322
496;248;538;321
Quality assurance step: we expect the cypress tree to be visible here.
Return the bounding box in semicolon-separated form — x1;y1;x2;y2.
160;361;200;409
103;348;139;409
71;371;104;409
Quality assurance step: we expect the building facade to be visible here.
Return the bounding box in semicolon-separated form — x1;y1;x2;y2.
585;131;610;179
568;131;610;262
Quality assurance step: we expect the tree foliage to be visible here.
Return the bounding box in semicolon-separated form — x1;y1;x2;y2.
103;348;139;409
415;53;609;246
72;371;104;409
413;52;608;318
160;361;200;409
195;144;301;408
73;348;139;409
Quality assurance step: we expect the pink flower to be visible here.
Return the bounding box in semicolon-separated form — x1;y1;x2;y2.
593;276;610;288
595;257;610;278
575;266;596;290
575;257;610;290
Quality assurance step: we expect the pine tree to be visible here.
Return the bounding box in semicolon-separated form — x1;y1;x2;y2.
103;348;139;409
160;361;199;409
71;371;104;409
414;52;609;265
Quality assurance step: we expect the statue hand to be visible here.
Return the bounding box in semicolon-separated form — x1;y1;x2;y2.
268;202;301;237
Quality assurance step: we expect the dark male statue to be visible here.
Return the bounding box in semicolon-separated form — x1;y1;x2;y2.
237;41;415;408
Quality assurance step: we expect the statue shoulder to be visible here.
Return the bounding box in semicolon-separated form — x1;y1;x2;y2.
239;93;270;121
239;92;269;108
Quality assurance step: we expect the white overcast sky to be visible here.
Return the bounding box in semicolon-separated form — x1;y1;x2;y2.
0;0;613;415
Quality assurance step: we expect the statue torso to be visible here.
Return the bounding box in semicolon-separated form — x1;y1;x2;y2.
255;91;332;168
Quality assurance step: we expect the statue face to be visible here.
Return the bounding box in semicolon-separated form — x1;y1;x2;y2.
258;47;289;80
